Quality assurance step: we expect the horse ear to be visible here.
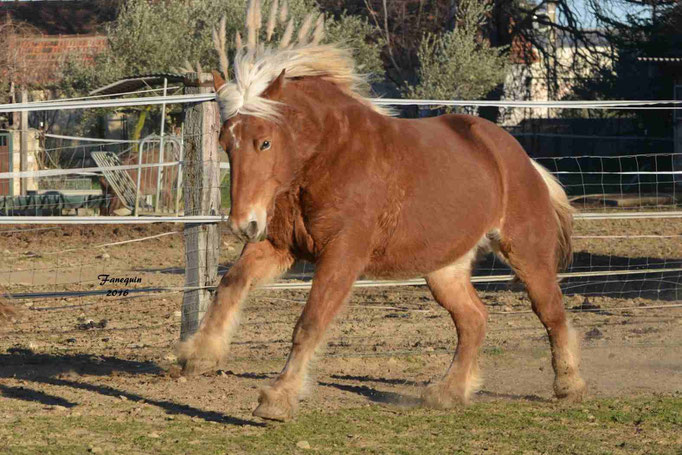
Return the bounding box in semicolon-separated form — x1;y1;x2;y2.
262;69;286;100
212;70;226;92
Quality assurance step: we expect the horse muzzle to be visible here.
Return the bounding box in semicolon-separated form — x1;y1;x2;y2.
229;210;268;243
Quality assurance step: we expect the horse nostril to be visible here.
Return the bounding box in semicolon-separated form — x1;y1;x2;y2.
245;220;259;239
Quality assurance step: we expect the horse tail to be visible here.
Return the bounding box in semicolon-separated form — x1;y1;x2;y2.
531;161;574;271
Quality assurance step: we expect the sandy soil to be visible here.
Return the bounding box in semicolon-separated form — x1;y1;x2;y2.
0;220;680;428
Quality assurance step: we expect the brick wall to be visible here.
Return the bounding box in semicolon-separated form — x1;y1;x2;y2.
9;35;108;86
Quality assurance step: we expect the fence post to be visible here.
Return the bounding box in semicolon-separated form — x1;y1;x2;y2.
181;73;221;340
154;78;168;212
19;88;28;196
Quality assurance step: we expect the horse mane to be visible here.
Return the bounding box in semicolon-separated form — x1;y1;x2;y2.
212;0;390;122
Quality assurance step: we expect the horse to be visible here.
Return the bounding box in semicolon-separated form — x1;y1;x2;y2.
177;2;586;421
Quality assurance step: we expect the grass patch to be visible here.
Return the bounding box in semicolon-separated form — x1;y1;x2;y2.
220;174;231;209
483;346;504;356
1;396;680;454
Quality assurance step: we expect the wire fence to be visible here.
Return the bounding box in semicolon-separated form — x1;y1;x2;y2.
1;140;679;219
0;92;680;340
4;281;681;366
2;89;681;217
1;217;680;305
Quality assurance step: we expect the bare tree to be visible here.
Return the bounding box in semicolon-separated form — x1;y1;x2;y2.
492;0;679;99
0;15;40;98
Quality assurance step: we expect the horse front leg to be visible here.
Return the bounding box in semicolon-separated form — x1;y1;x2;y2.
177;240;293;375
252;245;366;421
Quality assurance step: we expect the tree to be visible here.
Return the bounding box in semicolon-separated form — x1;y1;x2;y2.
0;16;39;98
487;1;680;99
58;0;384;96
54;0;384;139
562;1;681;134
404;0;509;104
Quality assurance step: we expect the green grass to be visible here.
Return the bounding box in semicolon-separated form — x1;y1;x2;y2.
220;174;231;209
482;346;504;356
1;396;680;454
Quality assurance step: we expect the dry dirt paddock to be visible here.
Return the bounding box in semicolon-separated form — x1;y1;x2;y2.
0;219;680;454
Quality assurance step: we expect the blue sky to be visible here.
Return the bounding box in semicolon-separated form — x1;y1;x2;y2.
566;0;651;27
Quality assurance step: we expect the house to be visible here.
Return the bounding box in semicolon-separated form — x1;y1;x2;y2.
502;29;614;127
0;1;115;197
0;1;115;90
501;2;614;127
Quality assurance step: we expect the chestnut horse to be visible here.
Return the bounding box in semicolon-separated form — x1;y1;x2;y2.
178;4;586;421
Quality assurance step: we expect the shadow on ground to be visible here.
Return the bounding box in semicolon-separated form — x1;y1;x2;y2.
325;374;551;406
0;348;264;427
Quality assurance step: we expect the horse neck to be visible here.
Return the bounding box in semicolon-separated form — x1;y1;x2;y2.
283;77;373;163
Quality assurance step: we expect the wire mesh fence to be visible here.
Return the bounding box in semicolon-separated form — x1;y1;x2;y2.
0;92;680;345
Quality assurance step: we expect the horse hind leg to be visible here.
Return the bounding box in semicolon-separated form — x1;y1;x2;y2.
495;230;586;402
422;250;487;408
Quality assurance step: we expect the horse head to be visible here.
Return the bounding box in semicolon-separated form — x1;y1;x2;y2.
207;1;371;242
213;69;297;242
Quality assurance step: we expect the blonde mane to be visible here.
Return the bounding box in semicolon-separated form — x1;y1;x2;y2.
212;0;389;122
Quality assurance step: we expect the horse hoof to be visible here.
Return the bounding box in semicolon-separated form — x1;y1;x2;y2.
554;375;586;403
421;382;465;409
175;338;220;376
179;357;218;376
252;386;295;422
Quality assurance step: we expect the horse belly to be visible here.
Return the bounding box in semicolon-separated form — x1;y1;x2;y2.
364;142;501;279
364;216;492;280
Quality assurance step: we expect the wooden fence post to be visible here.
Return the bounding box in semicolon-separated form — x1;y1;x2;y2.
19;88;28;196
181;73;221;340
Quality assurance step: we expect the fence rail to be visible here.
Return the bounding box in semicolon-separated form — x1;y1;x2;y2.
2;93;682;114
0;90;680;339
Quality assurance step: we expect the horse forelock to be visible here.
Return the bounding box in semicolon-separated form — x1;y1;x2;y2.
215;44;390;123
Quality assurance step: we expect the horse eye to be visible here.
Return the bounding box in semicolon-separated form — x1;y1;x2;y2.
260;140;271;151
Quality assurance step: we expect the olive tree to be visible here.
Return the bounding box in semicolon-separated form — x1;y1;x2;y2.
59;0;383;95
405;0;508;102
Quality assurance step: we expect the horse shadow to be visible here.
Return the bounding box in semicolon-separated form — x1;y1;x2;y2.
319;381;422;408
0;348;264;427
0;384;78;408
0;348;162;379
323;374;550;406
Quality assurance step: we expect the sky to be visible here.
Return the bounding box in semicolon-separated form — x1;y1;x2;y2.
569;0;652;28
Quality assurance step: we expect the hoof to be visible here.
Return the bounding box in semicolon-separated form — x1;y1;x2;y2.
421;382;466;410
554;374;586;403
179;357;219;376
252;386;296;422
176;337;222;376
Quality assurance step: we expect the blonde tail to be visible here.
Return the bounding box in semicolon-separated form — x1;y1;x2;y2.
531;161;574;270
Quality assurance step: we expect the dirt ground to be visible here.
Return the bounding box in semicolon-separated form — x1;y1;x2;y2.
0;219;680;453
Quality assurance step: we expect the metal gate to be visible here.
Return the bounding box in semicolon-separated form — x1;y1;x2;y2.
93;134;183;215
91;151;139;210
136;134;183;214
0;132;11;196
